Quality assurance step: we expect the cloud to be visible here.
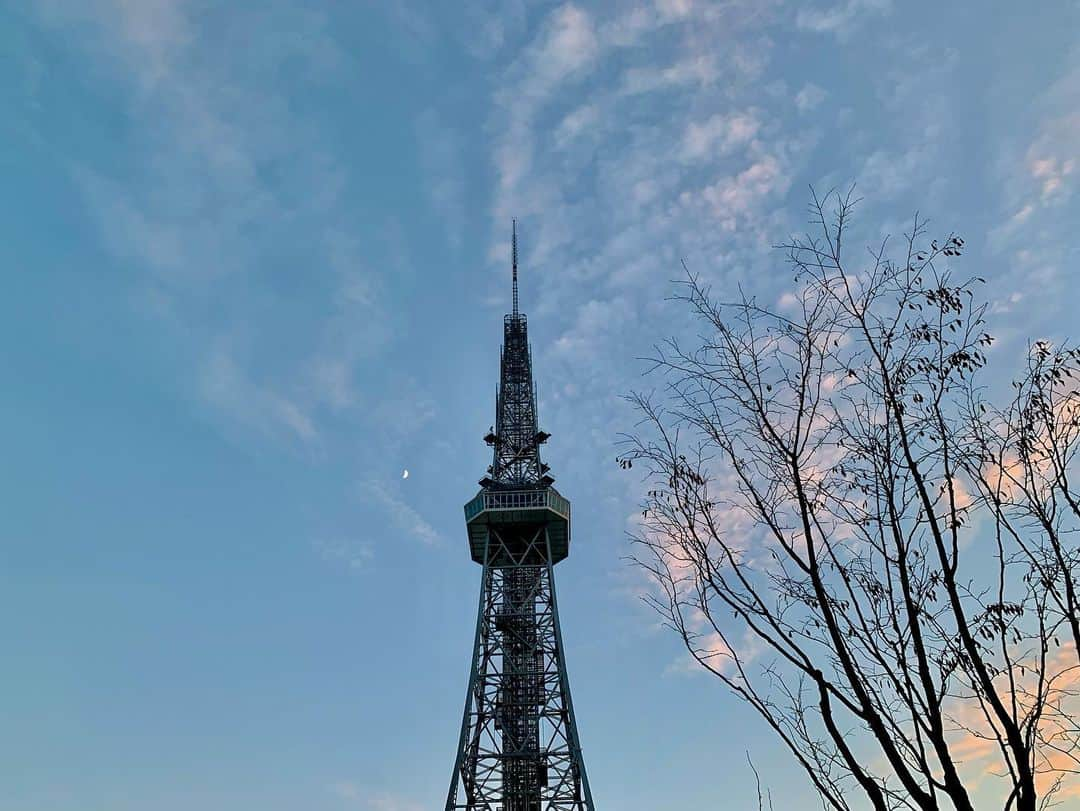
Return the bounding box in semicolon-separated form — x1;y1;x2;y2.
795;0;892;38
540;4;599;76
663;623;765;679
358;480;440;547
476;1;812;526
330;782;423;811
858;144;931;199
794;83;827;113
664;630;735;676
551;296;635;362
36;0;192;86
1023;56;1080;207
416;109;468;251
681;111;761;161
312;538;374;572
554;103;600;148
492;3;600;208
1031;154;1077;201
369;378;438;447
200;346;319;446
619;54;719;96
988;41;1080;320
826;43;956;213
38;2;386;448
693;153;790;231
941;641;1080;801
655;0;698;21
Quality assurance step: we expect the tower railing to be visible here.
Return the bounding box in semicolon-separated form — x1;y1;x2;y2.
464;489;571;522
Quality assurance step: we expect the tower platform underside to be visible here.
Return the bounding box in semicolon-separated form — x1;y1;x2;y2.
464;488;571;565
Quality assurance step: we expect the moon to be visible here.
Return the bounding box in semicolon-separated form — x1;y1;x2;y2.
402;469;409;479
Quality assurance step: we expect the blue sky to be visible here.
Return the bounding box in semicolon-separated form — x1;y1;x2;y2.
2;1;1079;809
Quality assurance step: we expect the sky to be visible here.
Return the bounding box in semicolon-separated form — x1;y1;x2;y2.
1;1;1079;809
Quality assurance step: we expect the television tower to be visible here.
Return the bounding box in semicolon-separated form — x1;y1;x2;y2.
445;223;595;810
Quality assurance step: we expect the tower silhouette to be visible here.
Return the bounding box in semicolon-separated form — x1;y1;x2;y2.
445;223;594;811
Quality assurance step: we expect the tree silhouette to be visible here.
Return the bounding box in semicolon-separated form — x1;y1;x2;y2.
622;190;1080;811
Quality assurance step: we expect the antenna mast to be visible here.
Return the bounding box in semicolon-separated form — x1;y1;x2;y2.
511;219;519;317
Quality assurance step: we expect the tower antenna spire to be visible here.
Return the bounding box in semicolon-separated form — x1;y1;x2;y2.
511;219;519;317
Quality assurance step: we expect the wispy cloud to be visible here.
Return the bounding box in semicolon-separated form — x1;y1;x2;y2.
37;1;388;448
478;0;808;511
330;782;423;811
989;40;1080;321
795;0;892;39
681;111;761;162
200;345;319;446
619;53;720;96
492;3;601;216
312;538;375;572
794;82;827;113
416;109;469;251
357;480;440;547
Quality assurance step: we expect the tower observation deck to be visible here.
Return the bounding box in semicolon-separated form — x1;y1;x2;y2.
445;223;595;811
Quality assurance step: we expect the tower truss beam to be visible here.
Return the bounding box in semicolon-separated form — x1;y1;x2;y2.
446;527;593;811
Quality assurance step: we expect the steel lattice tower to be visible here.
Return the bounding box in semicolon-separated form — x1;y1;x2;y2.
446;223;595;811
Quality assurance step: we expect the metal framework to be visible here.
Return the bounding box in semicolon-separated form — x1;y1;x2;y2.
446;224;594;811
486;223;548;491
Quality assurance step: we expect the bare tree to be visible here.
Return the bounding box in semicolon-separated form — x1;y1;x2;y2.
621;190;1080;811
